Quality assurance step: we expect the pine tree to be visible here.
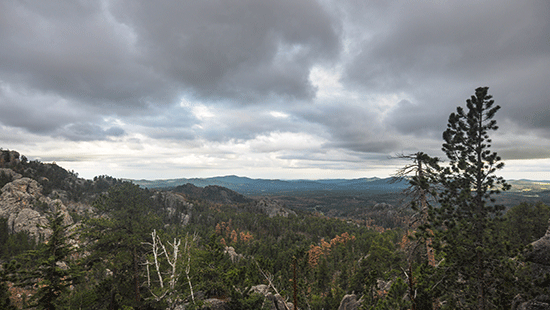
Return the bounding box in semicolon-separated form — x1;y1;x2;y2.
432;87;512;309
85;182;161;309
0;264;16;310
30;210;75;310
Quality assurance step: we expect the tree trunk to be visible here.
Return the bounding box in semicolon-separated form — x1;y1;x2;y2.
133;246;140;306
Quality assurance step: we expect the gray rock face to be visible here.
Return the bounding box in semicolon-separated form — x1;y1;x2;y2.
224;246;243;263
0;177;73;240
256;198;296;218
520;226;550;309
249;285;295;310
523;227;550;281
201;298;230;310
338;294;362;310
525;235;550;266
266;293;294;310
153;192;193;226
250;284;269;295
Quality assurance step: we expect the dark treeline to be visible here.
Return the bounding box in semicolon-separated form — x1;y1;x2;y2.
1;180;548;309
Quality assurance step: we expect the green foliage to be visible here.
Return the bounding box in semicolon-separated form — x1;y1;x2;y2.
503;202;550;251
0;218;37;260
0;263;16;310
0;281;16;310
16;210;77;310
11;156;123;203
363;277;410;310
228;287;269;310
84;182;162;309
431;87;514;309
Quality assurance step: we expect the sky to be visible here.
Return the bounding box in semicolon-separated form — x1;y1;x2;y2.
1;1;549;181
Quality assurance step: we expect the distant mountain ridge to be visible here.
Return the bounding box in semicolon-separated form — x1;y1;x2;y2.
131;175;408;196
131;176;550;205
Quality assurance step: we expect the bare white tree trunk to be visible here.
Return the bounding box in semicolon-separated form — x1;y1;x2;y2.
158;235;180;290
152;229;165;289
184;234;196;305
144;229;186;302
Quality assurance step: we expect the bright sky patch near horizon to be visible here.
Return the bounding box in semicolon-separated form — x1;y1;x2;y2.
1;1;549;181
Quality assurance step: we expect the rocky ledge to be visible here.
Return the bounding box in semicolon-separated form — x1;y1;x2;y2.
0;172;73;240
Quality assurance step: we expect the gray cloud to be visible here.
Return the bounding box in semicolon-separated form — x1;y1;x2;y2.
1;0;340;112
345;2;549;89
110;0;341;101
0;83;96;134
343;1;550;135
385;99;447;138
58;123;125;141
297;102;400;153
0;1;174;111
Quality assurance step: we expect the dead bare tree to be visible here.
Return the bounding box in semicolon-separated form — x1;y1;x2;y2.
255;260;292;310
392;152;440;309
183;232;198;305
143;230;197;307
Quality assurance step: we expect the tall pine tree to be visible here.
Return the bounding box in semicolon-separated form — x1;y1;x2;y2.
27;210;75;310
432;87;512;309
85;182;161;309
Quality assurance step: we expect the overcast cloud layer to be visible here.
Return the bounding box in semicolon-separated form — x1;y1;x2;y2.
1;0;549;180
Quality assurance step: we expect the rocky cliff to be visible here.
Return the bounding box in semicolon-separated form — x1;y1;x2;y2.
514;221;550;310
0;169;74;240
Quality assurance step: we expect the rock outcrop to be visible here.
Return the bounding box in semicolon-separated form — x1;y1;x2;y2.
338;294;362;310
266;293;294;310
153;191;193;226
250;284;269;295
249;284;296;310
524;220;550;280
201;298;230;310
519;221;550;309
224;246;243;263
0;175;73;240
0;168;22;180
525;235;550;266
256;198;296;218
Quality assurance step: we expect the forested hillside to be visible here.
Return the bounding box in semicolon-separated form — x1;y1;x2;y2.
1;151;549;309
1;89;550;310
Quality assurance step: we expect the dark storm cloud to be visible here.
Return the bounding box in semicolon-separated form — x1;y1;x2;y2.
0;1;175;112
344;1;550;137
345;2;549;90
0;84;98;134
109;0;341;101
0;0;340;141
